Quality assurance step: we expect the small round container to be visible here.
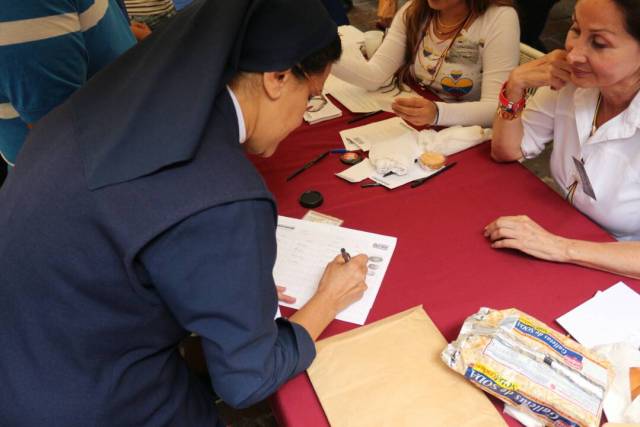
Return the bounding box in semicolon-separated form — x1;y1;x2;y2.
340;152;362;165
418;151;446;170
299;190;323;208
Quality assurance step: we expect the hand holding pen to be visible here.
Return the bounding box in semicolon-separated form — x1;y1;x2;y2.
313;249;368;312
289;250;368;340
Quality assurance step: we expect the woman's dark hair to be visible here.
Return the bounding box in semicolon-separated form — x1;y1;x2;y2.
292;33;343;78
396;0;514;87
610;0;640;43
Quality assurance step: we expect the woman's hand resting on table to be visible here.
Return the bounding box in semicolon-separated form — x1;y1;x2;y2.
484;215;570;262
391;96;438;126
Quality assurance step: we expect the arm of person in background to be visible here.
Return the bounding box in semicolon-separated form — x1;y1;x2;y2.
139;199;367;408
0;11;90;132
392;7;521;127
486;49;640;279
130;21;152;41
330;2;410;90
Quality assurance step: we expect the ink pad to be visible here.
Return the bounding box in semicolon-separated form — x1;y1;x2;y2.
340;151;362;165
299;190;323;208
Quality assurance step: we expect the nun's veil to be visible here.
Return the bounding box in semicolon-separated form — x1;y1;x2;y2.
73;0;337;190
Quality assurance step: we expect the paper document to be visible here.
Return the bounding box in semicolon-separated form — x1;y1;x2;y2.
302;210;344;226
336;156;440;189
274;216;397;325
339;116;416;151
370;164;440;189
557;282;640;349
304;96;342;124
595;343;640;423
325;75;416;113
335;158;376;183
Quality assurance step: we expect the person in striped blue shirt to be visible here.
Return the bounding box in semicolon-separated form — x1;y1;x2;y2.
124;0;177;41
0;0;136;169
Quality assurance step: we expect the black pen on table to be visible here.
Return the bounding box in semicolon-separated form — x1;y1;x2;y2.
286;151;329;181
340;247;351;263
411;161;457;188
347;110;383;124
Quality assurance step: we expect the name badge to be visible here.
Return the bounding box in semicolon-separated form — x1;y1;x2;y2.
572;156;597;200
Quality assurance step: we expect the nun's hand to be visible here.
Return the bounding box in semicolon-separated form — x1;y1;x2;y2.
484;215;570;262
276;285;296;304
314;254;368;314
391;96;437;127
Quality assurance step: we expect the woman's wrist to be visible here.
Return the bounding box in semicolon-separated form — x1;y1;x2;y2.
497;81;527;121
505;79;526;103
505;70;527;102
431;102;440;126
308;288;340;317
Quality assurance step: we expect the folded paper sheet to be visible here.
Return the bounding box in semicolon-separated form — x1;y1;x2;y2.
307;306;507;427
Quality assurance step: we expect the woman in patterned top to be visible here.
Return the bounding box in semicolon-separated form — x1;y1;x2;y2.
332;0;520;127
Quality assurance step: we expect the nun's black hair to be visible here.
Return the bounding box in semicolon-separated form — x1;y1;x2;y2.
292;34;342;79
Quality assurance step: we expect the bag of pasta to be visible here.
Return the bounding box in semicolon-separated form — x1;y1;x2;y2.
442;308;613;427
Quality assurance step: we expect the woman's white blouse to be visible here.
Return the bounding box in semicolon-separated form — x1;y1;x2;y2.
521;85;640;241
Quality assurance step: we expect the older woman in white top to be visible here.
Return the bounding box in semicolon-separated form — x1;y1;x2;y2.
332;0;520;127
487;0;640;279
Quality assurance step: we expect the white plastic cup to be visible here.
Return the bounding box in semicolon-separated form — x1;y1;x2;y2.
363;30;384;59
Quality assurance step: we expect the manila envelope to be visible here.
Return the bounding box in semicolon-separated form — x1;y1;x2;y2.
631;367;640;401
307;306;507;427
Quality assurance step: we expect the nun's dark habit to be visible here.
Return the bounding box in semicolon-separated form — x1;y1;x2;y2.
0;1;337;426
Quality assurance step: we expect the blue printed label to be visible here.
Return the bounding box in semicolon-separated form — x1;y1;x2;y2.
514;318;584;369
465;365;581;427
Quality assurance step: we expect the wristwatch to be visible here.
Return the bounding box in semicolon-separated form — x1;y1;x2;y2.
497;81;527;120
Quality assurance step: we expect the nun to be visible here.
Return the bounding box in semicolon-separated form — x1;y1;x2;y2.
0;0;368;426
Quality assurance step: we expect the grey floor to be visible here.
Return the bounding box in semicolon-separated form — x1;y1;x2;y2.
217;1;561;425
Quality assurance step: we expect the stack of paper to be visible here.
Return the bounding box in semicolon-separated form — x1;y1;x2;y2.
339;116;415;151
273;216;397;325
303;96;342;124
557;282;640;349
324;74;416;114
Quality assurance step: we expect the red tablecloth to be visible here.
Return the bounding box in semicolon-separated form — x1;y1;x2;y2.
251;106;640;426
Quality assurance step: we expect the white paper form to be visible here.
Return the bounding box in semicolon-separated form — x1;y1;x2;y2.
325;75;416;114
370;164;440;189
304;96;342;124
335;155;441;189
339;116;416;151
335;158;376;182
557;282;640;349
273;216;397;325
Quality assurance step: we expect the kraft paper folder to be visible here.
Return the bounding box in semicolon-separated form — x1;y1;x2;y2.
307;306;507;427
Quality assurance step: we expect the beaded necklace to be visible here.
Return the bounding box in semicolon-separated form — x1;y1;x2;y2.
416;11;471;89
